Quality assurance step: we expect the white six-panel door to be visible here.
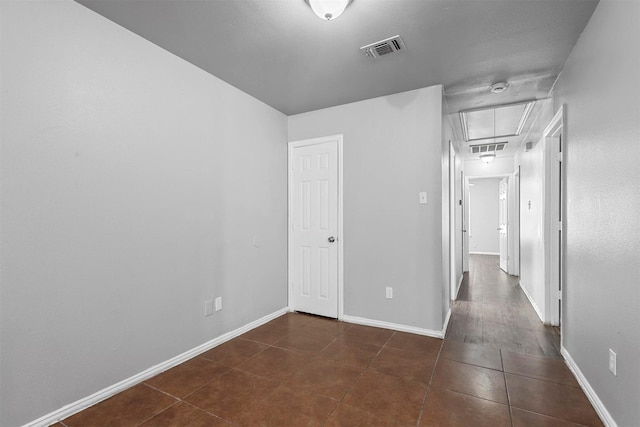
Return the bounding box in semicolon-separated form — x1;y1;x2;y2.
289;136;340;318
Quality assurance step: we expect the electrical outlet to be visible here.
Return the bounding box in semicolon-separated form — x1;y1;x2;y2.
385;287;393;299
215;297;223;311
609;349;617;376
204;300;214;317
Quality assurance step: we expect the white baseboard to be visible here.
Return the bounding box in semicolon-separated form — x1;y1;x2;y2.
518;280;544;322
441;308;452;337
469;251;500;255
562;347;616;427
452;274;464;300
342;315;444;339
26;307;289;427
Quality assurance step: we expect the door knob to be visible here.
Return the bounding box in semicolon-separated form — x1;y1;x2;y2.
328;236;336;243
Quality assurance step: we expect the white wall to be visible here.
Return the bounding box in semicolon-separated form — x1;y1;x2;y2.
288;86;446;332
515;133;547;319
0;2;288;425
465;157;514;177
551;0;640;424
513;98;553;320
468;178;500;254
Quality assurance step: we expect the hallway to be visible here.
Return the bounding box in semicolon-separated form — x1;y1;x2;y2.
446;255;561;358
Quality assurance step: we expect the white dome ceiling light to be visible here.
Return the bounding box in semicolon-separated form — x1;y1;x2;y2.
308;0;350;21
480;152;496;163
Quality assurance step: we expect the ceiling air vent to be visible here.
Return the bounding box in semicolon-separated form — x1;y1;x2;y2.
470;142;507;154
361;35;406;59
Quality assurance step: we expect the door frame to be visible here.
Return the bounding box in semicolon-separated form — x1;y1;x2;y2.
449;141;457;301
466;174;511;261
510;168;520;276
463;175;470;272
287;134;344;319
461;170;466;274
543;106;564;327
498;177;509;272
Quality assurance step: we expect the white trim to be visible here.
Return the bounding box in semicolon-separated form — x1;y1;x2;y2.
441;308;452;337
507;170;520;276
562;347;616;427
463;176;470;272
452;273;464;301
519;280;544;322
466;173;511;180
449;142;457;307
287;135;344;320
342;315;444;339
24;308;288;427
543;105;565;137
337;137;344;320
542;105;564;327
469;251;500;256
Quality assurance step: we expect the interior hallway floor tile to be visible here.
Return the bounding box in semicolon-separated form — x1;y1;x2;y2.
61;277;604;427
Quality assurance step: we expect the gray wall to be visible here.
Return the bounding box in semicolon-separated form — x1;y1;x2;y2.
288;86;446;331
551;0;640;425
0;1;288;425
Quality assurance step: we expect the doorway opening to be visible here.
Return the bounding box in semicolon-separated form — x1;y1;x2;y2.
466;176;510;262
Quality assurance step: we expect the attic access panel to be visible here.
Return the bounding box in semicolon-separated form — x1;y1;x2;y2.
459;101;536;142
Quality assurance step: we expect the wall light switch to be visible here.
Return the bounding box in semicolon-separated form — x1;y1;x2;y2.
419;192;428;204
385;287;393;299
215;297;223;312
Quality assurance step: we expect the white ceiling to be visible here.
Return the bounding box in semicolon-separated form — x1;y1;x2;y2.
75;0;598;158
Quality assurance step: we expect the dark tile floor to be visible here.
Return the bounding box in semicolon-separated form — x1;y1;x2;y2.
59;255;602;426
447;255;563;359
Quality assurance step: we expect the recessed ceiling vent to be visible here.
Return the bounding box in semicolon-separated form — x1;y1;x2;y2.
361;35;406;59
470;142;507;154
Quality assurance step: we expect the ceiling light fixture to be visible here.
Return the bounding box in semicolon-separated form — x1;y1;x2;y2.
480;152;496;163
490;82;509;93
308;0;350;20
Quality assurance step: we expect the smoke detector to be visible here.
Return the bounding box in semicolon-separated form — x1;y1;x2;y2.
490;82;509;93
361;35;406;59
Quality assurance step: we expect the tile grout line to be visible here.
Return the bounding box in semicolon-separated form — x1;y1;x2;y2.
415;338;445;426
139;375;236;425
499;349;516;427
181;401;235;425
141;334;283;426
318;328;399;425
133;399;181;427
